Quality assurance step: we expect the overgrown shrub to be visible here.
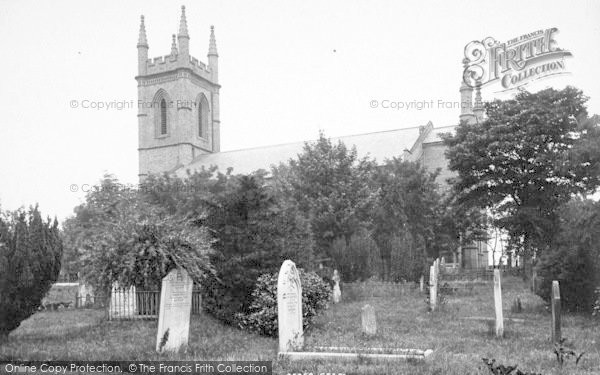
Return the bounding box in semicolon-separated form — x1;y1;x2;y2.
389;232;427;283
536;199;600;312
235;269;331;336
0;207;63;336
330;229;382;282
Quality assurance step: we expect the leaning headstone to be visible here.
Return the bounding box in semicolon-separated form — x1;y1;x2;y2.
332;269;341;304
156;268;193;353
361;304;377;335
277;260;303;352
109;283;136;319
494;269;504;337
551;280;561;343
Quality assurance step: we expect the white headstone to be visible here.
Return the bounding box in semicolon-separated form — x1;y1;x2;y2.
156;268;193;353
332;269;341;304
429;262;438;311
361;304;377;335
277;260;303;352
109;283;137;319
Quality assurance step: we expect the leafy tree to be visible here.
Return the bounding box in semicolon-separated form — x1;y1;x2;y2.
64;176;214;297
272;132;376;257
537;198;600;312
141;170;314;324
201;172;314;323
443;87;600;272
330;229;382;282
0;206;62;337
371;158;451;278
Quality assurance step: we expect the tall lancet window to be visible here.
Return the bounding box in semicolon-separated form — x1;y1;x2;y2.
160;99;168;135
198;94;209;138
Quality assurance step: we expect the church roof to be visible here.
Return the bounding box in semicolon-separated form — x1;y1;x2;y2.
422;125;456;144
176;124;454;177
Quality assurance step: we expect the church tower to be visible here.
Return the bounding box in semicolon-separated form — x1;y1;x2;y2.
137;6;220;179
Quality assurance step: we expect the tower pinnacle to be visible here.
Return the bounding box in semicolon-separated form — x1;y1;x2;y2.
137;15;148;47
178;6;189;38
171;34;178;56
208;25;218;56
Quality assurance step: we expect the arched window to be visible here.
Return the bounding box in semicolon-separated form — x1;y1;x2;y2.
198;94;209;138
153;89;170;137
160;99;167;135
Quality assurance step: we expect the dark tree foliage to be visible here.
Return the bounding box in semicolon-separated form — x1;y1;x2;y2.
372;158;456;279
63;175;214;295
0;206;62;336
272;132;376;257
443;87;600;263
537;199;600;312
141;170;314;324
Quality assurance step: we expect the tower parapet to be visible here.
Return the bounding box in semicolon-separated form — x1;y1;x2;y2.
137;6;221;179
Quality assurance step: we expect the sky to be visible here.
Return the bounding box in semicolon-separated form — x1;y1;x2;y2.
0;0;599;222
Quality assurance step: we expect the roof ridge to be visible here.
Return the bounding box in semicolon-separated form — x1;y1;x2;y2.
189;125;428;162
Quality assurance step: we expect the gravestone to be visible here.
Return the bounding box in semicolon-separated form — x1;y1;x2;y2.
156;268;193;353
493;269;504;337
419;275;424;293
277;260;303;352
332;269;341;304
109;283;137;319
361;304;377;335
551;280;561;343
429;260;439;311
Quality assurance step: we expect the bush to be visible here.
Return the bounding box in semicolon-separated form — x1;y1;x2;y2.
0;207;63;336
235;269;331;336
330;230;382;282
536;199;600;312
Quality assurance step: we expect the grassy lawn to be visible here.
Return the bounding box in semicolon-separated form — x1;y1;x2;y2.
1;276;599;374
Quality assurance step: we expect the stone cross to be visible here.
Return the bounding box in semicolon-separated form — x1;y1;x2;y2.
156;268;193;353
332;269;341;304
361;304;377;335
551;280;561;343
494;269;504;337
277;260;303;352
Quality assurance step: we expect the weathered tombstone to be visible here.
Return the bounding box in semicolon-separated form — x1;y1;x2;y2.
429;261;438;311
332;269;341;304
277;260;303;352
361;304;377;335
551;280;561;343
156;268;193;353
493;269;504;337
109;283;137;319
419;275;424;293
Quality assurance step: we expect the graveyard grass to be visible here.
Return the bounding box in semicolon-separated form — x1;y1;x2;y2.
2;276;599;375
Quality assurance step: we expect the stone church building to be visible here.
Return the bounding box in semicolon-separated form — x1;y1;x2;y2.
135;7;488;269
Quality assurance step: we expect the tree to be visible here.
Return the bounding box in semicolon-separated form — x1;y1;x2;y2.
140;170;315;324
371;158;450;278
201;172;314;323
443;87;600;272
64;175;214;297
273;132;376;257
0;206;62;337
536;199;600;312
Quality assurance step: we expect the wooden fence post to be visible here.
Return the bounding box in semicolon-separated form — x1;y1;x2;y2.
494;269;504;337
552;280;561;343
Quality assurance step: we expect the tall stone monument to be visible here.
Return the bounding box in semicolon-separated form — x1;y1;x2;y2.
277;260;303;352
493;269;504;338
156;268;194;353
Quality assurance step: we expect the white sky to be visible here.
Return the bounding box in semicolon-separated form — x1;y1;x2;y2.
0;0;599;222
